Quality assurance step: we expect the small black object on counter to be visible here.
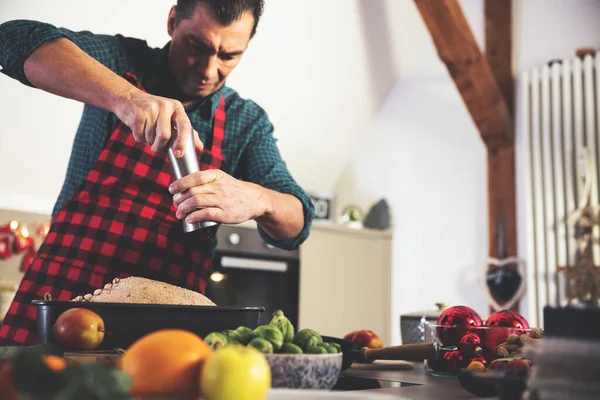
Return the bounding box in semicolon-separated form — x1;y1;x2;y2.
363;198;390;230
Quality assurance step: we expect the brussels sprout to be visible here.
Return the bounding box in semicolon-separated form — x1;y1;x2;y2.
269;309;295;343
329;342;342;352
305;336;320;350
222;329;242;344
323;343;340;354
293;329;323;351
306;345;328;354
253;325;284;351
204;332;228;349
248;337;274;354
279;342;303;354
234;326;256;345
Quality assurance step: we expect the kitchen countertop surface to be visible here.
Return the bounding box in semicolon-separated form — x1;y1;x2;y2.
0;347;486;399
338;362;485;399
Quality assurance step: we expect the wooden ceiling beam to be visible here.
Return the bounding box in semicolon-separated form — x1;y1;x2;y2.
484;0;517;261
414;0;513;151
484;0;518;312
485;0;514;113
416;0;520;311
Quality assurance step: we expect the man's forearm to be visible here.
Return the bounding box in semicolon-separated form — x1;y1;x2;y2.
255;189;305;241
23;38;135;114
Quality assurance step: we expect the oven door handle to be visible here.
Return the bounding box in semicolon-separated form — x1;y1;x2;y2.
220;256;288;273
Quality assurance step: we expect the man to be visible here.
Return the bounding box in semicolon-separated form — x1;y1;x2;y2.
0;0;314;345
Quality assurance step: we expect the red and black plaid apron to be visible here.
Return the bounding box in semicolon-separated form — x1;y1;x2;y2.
0;73;226;345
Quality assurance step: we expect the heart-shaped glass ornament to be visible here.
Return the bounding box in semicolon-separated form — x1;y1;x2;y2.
480;256;526;311
481;218;527;311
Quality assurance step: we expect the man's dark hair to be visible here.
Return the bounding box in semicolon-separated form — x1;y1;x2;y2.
175;0;265;38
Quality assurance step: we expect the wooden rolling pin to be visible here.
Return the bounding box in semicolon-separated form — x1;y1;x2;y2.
355;343;435;363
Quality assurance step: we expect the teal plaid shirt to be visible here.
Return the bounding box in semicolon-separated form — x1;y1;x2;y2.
0;20;313;250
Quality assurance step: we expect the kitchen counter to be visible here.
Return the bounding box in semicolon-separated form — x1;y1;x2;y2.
339;362;484;399
1;347;484;399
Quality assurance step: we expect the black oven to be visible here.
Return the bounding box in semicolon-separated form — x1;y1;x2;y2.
205;224;300;328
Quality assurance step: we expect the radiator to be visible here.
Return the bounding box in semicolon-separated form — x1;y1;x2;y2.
521;54;600;328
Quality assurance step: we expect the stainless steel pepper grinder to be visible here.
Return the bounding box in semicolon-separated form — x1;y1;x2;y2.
168;129;219;233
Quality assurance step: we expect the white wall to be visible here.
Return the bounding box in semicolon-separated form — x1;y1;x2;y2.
335;75;489;342
0;0;381;213
514;0;600;73
335;0;600;345
335;0;488;347
0;1;173;213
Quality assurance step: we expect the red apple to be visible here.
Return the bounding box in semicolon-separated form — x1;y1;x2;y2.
52;308;105;351
343;329;383;349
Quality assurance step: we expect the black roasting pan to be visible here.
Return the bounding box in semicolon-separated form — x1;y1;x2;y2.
32;300;264;350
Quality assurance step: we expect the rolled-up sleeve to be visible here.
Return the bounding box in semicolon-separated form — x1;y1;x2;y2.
237;113;314;250
0;19;129;87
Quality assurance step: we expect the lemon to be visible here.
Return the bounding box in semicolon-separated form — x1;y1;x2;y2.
200;344;271;400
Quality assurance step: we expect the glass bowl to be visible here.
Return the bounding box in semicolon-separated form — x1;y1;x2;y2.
424;323;534;377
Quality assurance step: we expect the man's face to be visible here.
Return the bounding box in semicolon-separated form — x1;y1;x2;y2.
167;3;254;99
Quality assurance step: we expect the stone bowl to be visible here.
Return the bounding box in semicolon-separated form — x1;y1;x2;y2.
265;352;343;390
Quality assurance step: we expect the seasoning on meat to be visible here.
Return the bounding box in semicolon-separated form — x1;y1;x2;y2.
70;277;216;306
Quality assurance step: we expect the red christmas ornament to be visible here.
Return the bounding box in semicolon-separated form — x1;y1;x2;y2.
436;305;483;346
0;221;19;234
0;224;12;235
440;350;465;373
0;237;12;259
14;230;34;253
469;354;488;368
483;310;530;357
20;248;36;272
485;310;530;329
459;332;482;360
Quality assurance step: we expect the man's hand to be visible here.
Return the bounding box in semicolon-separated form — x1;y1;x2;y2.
169;169;269;224
21;37;202;158
114;89;203;157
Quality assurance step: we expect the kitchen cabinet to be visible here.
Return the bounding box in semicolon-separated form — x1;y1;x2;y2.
298;221;393;347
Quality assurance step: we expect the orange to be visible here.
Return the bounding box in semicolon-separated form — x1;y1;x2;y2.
43;355;68;372
120;329;212;397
